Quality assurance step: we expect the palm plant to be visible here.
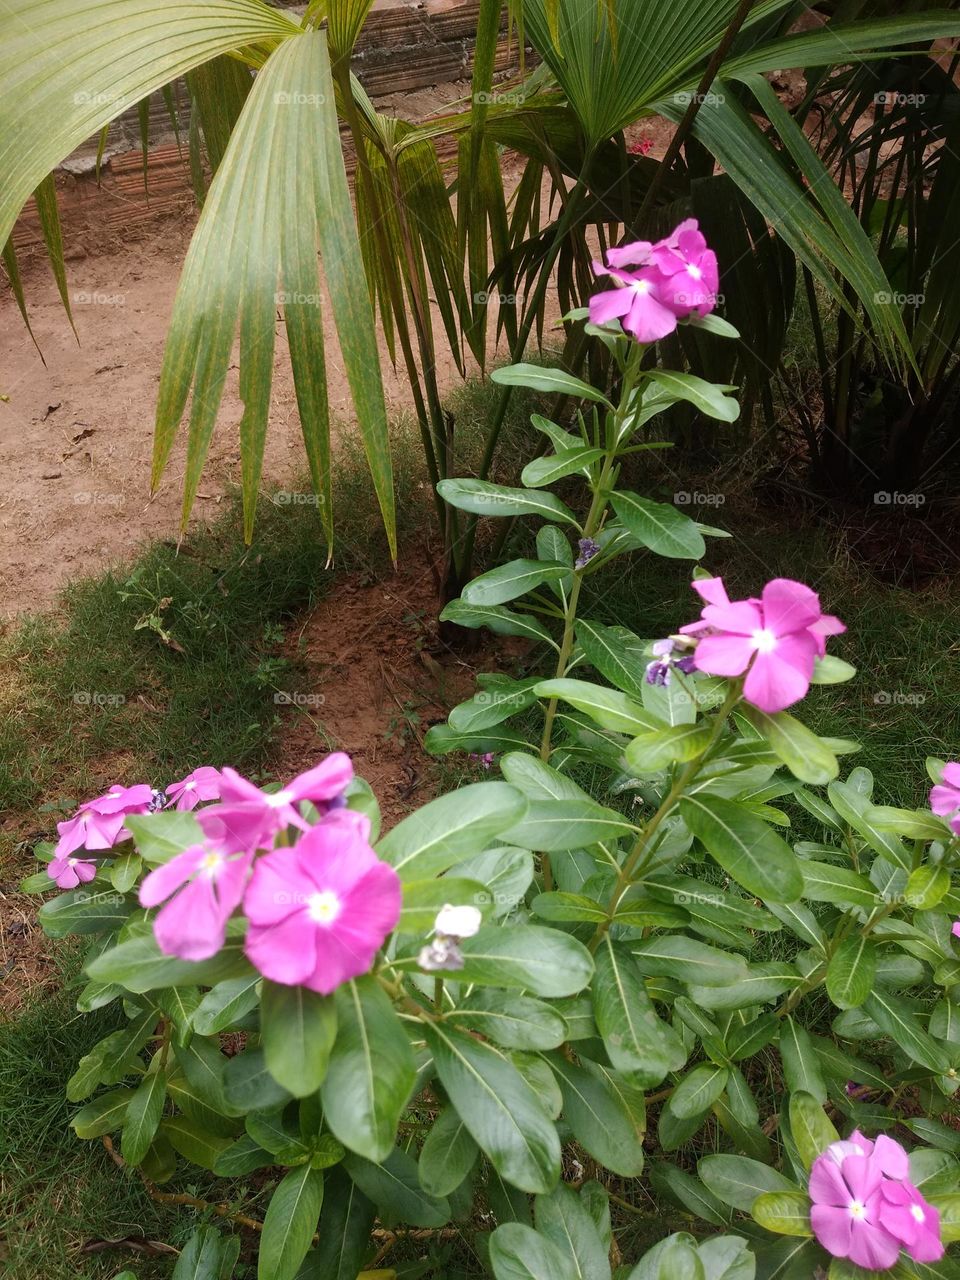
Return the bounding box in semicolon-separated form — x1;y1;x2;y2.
3;0;960;577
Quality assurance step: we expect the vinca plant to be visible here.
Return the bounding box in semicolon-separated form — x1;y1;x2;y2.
25;223;960;1279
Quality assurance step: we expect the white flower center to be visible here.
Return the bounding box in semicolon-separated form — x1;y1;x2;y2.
632;279;652;296
200;852;224;879
751;627;778;654
307;890;342;925
911;1204;926;1224
184;781;196;792
266;788;294;809
849;1200;866;1220
67;858;79;867
687;263;703;280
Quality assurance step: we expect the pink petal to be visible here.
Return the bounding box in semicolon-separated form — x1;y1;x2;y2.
848;1216;900;1271
305;928;379;995
74;860;97;884
589;286;635;325
810;1156;852;1208
153;879;228;961
700;600;764;636
691;576;730;608
287;754;354;804
623;288;678;344
139;845;207;908
931;783;960;817
942;762;960;788
871;1135;909;1180
242;848;305;926
760;578;823;637
742;635;818;713
54;815;88;859
605;239;654;269
693;633;757;678
811;1203;853;1256
245;911;318;986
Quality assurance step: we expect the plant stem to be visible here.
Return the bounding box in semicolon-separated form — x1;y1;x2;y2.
588;685;741;951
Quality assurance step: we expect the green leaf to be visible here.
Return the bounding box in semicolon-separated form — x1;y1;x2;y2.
447;991;568;1051
321;977;415;1162
438;479;579;527
800;862;879;910
751;1191;813;1237
424;1022;560;1194
298;1169;374;1279
461;559;572;608
740;706;839;786
668;1065;730;1120
343;1147;449;1227
419;1106;479;1197
162;1115;233;1170
71;1088;134;1140
576;619;650;700
810;656;857;686
609;492;706;560
699;1154;799;1212
259;1164;324;1280
593;938;686;1082
626;723;714;773
87;932;253;994
828;780;912;873
398;878;492;935
448;925;594;997
905;865;951;911
789;1091;838;1172
155;28;394;551
628;934;750;988
534;1183;611;1280
126;811;204;865
223;1048;293;1114
680;794;803;902
533;678;661;735
779;1017;826;1103
489;1222;579;1280
491;363;612;406
550;1056;646;1177
192;976;261;1035
439;599;557;648
39;888;135;938
377;781;527;880
522;448;605;488
502;798;637;853
260;981;336;1098
213;1133;273;1177
121;1067;167;1167
645;370;740;423
863;991;951;1074
448;678;543;735
826;936;876;1010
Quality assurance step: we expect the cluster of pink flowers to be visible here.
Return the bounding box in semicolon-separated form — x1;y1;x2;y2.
810;1131;942;1270
47;767;226;889
679;576;845;714
589;218;719;344
49;754;401;996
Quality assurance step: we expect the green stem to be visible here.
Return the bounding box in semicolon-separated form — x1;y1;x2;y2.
588;685;742;952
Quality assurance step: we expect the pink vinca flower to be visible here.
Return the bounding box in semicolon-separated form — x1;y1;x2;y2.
196;754;353;854
47;853;97;889
140;840;254;962
243;810;401;995
681;576;845;713
53;783;154;859
879;1179;943;1263
166;766;223;811
590;219;719;345
930;762;960;839
810;1132;943;1269
649;218;719;317
809;1133;908;1270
